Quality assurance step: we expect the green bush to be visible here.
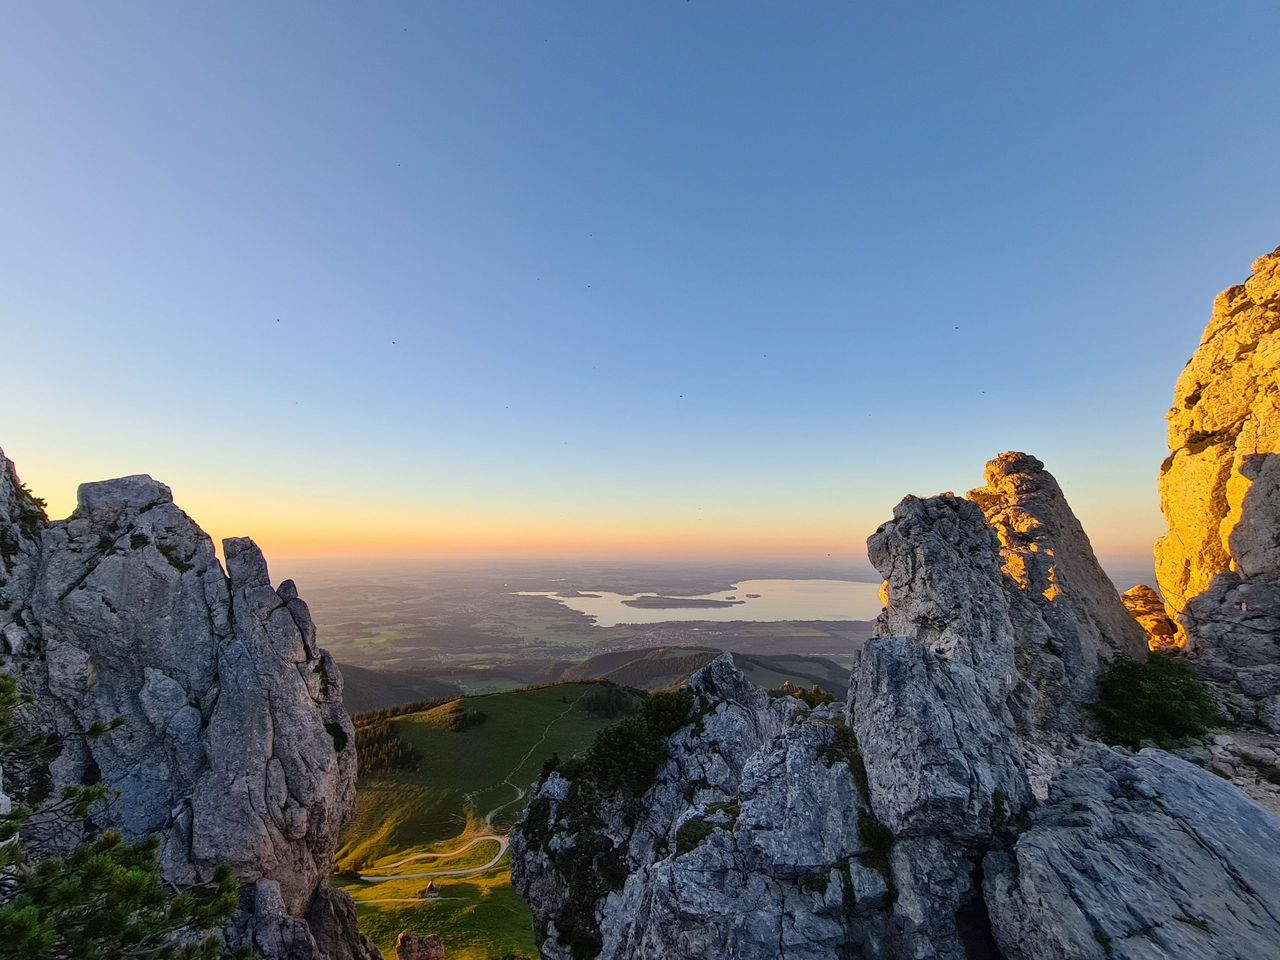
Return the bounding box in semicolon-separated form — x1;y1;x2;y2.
819;720;869;797
354;717;419;777
579;684;643;720
531;690;695;960
1093;653;1218;748
857;809;893;879
674;818;717;856
579;690;693;796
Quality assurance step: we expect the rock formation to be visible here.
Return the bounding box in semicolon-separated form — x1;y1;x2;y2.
394;933;446;960
984;746;1280;960
1152;246;1280;731
1118;584;1178;650
0;448;378;960
513;447;1280;958
969;451;1148;729
511;656;892;960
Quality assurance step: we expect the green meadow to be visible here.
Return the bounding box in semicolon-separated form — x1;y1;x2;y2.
337;682;627;959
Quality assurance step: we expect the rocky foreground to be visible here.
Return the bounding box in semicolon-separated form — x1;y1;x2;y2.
0;457;379;959
510;248;1280;960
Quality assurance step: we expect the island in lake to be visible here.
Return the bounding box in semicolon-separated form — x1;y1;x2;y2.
620;595;747;610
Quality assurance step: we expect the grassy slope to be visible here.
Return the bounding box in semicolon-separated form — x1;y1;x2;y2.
338;682;623;959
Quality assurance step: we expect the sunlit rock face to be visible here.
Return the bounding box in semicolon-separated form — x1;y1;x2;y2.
1154;247;1280;725
968;452;1148;730
0;448;378;960
1119;584;1179;650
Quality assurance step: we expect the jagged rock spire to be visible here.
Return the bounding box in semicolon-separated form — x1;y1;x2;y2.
0;448;378;960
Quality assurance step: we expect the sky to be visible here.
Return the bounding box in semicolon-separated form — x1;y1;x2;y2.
2;3;1279;573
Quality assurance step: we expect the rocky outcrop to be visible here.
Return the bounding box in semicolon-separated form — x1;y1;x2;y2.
985;747;1280;960
394;933;446;960
514;447;1280;959
1119;584;1178;650
0;448;377;960
1154;247;1280;723
511;655;893;960
857;493;1033;958
970;452;1148;728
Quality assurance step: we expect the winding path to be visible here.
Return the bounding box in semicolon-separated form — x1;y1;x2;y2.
358;687;591;885
359;835;508;882
482;686;592;828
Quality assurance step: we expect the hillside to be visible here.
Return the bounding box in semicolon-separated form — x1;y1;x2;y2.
336;681;633;959
556;645;850;696
338;662;463;714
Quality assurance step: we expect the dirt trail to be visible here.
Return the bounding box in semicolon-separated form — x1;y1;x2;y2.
359;835;508;882
359;688;592;884
482;687;591;828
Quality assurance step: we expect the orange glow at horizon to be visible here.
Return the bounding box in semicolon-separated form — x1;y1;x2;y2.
17;459;1163;570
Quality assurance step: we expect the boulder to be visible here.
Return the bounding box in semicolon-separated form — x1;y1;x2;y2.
985;747;1280;959
1119;584;1178;650
394;933;446;960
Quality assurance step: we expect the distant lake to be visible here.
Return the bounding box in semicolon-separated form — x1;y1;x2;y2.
516;578;883;627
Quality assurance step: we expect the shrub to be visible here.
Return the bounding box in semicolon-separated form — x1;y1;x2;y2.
819;720;870;797
579;690;693;795
770;682;836;708
353;717;419;777
444;703;486;732
579;684;643;720
857;809;894;879
530;689;695;960
674;818;716;856
1093;653;1218;748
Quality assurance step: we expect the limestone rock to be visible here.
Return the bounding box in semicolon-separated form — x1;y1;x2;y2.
1155;247;1280;633
0;448;374;959
1151;247;1280;725
984;747;1280;960
858;492;1032;959
394;932;446;960
511;655;891;960
969;452;1148;727
1119;584;1178;650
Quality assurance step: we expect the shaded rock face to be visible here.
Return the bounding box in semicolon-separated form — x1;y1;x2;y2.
513;447;1280;960
0;449;377;960
985;748;1280;960
857;492;1034;959
1154;247;1280;722
511;655;894;960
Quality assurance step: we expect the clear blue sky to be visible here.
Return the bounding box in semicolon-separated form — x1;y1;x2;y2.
3;2;1278;570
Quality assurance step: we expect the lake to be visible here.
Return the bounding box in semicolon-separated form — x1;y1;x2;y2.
516;578;883;627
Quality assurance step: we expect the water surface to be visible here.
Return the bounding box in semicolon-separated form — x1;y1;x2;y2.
517;578;882;627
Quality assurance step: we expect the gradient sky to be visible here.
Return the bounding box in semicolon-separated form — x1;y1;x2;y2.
3;3;1279;570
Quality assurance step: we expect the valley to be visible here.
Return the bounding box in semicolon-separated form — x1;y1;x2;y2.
336;681;639;959
335;651;852;958
289;559;875;707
